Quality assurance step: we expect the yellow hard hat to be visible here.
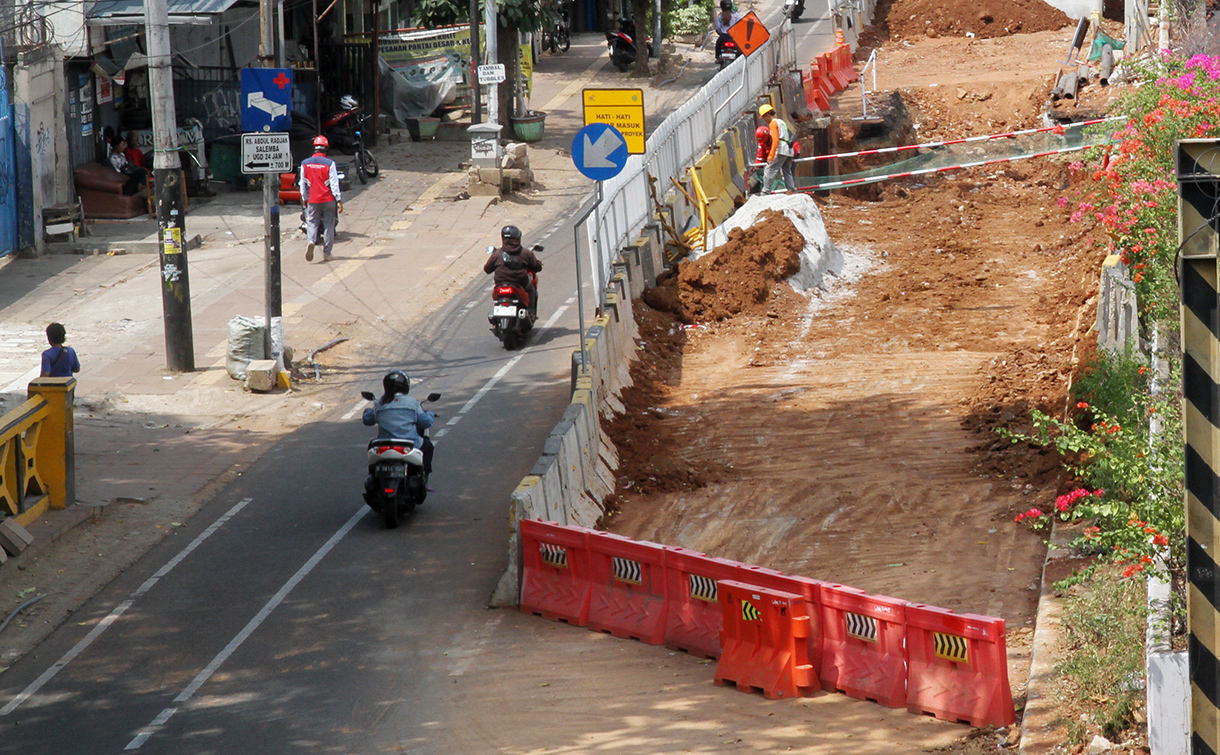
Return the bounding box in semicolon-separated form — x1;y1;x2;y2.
758;103;775;117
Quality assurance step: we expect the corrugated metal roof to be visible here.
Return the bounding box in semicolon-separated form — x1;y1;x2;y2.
88;0;243;18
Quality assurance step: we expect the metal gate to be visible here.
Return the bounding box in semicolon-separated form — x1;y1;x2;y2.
0;61;19;257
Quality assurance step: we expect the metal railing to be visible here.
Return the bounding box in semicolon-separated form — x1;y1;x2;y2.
580;19;796;299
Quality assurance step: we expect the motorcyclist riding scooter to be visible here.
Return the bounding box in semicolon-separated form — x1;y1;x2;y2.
362;370;437;527
485;225;543;349
714;0;742;67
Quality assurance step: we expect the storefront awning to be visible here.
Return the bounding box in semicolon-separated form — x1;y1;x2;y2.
87;0;247;26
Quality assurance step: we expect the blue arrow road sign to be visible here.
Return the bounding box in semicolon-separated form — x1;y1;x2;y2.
571;123;629;181
240;68;293;133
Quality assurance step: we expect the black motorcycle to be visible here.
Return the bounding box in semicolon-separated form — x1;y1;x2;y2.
716;33;741;69
543;4;571;53
361;390;441;529
606;17;652;72
349;111;379;184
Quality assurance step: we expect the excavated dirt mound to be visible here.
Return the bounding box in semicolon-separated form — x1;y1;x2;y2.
640;210;805;324
887;0;1072;41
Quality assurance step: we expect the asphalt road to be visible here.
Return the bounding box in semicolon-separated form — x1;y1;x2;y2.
0;10;840;752
0;196;590;752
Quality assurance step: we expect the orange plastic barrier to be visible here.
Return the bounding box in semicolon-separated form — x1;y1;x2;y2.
820;52;848;92
835;45;858;84
905;604;1016;727
663;547;740;658
819;584;908;707
809;58;836;106
519;520;595;626
586;532;669;644
715;580;818;699
738;565;828;683
805;66;831;111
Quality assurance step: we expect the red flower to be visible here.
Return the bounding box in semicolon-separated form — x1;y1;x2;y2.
1153;534;1169;546
1076;401;1089;409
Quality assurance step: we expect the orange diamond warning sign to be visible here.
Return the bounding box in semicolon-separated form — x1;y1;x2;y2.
727;12;770;56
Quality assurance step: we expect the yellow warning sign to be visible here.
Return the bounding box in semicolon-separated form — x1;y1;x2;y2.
741;599;761;621
934;632;969;663
583;88;646;154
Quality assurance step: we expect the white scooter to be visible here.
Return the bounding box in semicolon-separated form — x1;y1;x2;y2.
360;390;441;529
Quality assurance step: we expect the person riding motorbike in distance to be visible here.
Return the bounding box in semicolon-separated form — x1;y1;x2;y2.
484;225;543;315
714;0;742;59
363;370;436;483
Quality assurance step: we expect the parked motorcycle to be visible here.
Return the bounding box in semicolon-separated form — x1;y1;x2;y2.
543;3;571;53
487;244;543;350
606;17;652;72
360;390;441;529
322;96;380;184
783;0;805;21
716;33;741;69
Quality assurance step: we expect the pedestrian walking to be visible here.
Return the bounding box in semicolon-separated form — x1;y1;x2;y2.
759;103;797;194
300;135;343;262
41;322;81;378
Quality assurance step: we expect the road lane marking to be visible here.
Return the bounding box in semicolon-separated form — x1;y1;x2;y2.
0;497;255;716
124;707;177;750
171;506;365;705
341;399;365;421
432;302;570;440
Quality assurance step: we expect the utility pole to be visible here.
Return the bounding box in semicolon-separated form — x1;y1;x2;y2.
145;0;194;372
371;0;380;147
469;0;481;124
260;0;284;373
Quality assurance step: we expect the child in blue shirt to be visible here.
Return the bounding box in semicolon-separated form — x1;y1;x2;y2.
41;322;81;378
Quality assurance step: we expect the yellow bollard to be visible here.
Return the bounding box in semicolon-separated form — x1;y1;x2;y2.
27;377;75;510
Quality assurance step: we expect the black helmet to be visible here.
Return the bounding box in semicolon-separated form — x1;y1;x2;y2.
501;225;522;241
382;370;409;399
720;0;732;10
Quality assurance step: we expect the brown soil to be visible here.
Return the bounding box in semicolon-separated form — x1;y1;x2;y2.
887;0;1072;41
601;14;1117;752
641;210;806;324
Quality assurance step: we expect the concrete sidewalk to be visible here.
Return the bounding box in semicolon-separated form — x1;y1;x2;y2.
0;33;720;662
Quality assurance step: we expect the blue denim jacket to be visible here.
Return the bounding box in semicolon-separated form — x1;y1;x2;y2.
362;394;435;446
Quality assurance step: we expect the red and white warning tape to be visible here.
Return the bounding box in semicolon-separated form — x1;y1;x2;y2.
746;116;1127;168
795;142;1108;191
793;116;1126;163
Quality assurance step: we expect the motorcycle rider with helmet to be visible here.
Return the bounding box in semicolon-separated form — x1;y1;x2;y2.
483;225;543;316
362;370;436;495
714;0;741;61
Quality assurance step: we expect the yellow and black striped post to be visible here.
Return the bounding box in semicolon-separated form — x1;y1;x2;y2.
1180;139;1220;754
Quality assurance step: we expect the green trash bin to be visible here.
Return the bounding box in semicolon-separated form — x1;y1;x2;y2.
210;142;240;183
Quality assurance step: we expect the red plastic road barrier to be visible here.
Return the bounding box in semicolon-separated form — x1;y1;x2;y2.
663;547;741;658
819;584;908;707
905;604;1015;727
737;565;827;684
805;66;831;111
586;532;669;644
809;58;836;106
715;580;818;699
835;45;858;84
821;52;848;92
519;519;595;626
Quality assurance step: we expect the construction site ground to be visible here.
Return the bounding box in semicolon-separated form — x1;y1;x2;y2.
604;16;1118;755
